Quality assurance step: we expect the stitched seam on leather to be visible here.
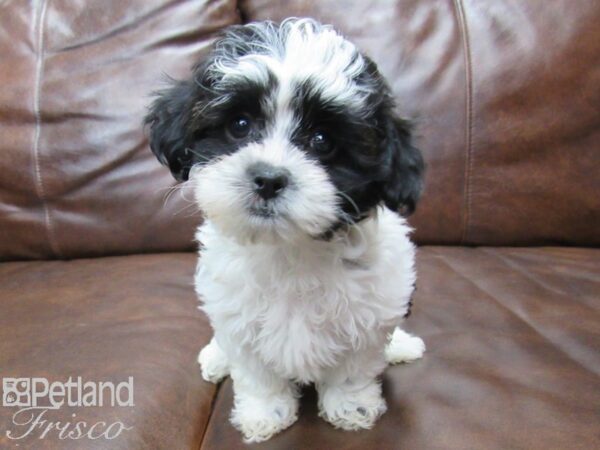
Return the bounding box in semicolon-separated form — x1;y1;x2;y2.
32;0;61;258
452;0;474;244
197;383;222;450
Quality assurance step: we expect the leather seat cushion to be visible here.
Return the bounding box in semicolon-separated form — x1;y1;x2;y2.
0;253;214;449
1;247;598;448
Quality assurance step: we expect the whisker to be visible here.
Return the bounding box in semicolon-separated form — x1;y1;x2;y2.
341;178;372;190
173;202;200;217
339;212;357;227
160;185;184;205
156;180;196;208
184;147;212;162
337;191;361;218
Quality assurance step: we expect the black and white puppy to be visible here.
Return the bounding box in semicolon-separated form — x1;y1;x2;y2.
146;18;425;443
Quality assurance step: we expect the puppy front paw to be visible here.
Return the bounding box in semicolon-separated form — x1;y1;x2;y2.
385;327;426;364
198;338;229;383
318;380;387;431
231;393;298;443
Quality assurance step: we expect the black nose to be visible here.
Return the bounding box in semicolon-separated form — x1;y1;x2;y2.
247;162;290;200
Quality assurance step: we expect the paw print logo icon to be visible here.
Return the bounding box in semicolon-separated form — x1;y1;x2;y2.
3;378;31;407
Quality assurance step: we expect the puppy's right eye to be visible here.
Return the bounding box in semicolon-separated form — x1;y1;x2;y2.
227;115;252;140
309;130;335;158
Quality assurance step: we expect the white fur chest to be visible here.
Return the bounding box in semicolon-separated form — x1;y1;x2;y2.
194;209;416;382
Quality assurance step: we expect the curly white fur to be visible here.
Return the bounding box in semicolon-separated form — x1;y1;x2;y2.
195;208;423;442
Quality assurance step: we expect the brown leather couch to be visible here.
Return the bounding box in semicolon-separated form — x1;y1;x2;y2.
1;1;598;449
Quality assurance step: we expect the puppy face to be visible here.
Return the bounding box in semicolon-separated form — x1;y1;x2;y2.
146;19;424;242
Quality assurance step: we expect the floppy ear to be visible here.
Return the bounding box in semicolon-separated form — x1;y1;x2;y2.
381;115;425;215
144;80;197;181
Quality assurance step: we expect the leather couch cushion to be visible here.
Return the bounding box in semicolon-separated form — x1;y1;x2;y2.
0;253;215;449
201;246;600;449
0;0;239;261
1;248;598;448
240;0;600;246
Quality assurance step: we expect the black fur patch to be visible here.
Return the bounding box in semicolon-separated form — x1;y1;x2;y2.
404;284;417;318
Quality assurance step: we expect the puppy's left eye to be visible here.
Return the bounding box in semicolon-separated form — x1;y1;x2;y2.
227;115;252;140
309;131;335;157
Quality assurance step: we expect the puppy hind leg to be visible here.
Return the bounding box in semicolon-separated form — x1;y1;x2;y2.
384;327;426;364
198;337;230;383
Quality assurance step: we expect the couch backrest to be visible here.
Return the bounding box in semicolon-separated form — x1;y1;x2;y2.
0;0;240;260
0;0;598;261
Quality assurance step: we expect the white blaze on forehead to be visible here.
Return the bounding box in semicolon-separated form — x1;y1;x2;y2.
211;19;370;138
277;19;367;106
213;53;273;89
